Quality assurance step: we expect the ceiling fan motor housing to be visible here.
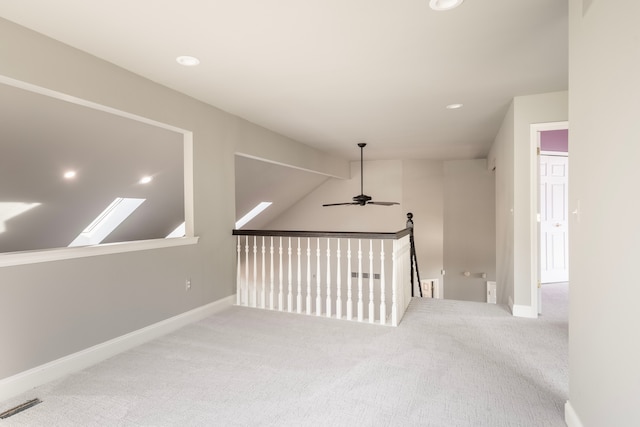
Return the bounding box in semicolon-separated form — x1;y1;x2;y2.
353;194;372;205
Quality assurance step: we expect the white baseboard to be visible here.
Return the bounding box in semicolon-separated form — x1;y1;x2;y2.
0;294;235;403
508;296;538;318
565;401;585;427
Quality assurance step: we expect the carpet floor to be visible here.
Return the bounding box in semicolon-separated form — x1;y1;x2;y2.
1;283;568;426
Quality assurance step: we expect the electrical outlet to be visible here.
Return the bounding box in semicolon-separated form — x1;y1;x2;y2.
185;279;191;291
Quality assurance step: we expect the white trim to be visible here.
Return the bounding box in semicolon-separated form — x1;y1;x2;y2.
512;304;538;318
0;74;197;264
0;236;199;268
234;152;349;180
183;132;195;237
509;295;538;318
0;75;189;134
565;401;585;427
529;121;569;316
540;150;568;157
0;294;235;402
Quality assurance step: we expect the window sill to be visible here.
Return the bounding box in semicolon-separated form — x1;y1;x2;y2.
0;237;199;268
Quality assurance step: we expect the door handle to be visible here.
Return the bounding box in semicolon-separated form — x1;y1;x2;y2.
554;223;562;227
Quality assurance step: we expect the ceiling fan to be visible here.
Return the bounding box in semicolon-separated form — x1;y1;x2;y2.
323;143;400;207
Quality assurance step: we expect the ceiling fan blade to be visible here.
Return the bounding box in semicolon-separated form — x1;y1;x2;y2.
367;201;400;206
322;202;359;207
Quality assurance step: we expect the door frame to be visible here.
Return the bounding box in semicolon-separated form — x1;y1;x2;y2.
529;121;569;316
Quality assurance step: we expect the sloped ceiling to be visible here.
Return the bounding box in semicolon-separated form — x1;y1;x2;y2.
0;83;184;253
235;156;329;230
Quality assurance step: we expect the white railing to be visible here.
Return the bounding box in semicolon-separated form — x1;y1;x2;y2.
233;228;412;326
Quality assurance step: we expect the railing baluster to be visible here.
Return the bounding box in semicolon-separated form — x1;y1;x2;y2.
297;237;302;314
287;237;293;313
316;238;322;316
261;236;266;309
232;225;412;327
306;238;312;315
358;239;363;322
336;239;342;320
252;236;258;307
278;237;283;311
244;236;249;306
380;240;386;325
269;237;274;310
369;239;375;324
326;238;332;318
392;239;398;326
347;239;353;321
236;236;241;306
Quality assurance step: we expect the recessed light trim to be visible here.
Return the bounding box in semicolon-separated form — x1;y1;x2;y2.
429;0;464;11
139;176;153;184
446;103;464;109
176;56;200;67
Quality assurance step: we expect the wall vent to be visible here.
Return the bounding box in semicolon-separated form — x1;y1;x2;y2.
351;272;380;280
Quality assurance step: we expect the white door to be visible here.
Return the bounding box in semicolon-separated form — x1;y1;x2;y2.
540;154;569;283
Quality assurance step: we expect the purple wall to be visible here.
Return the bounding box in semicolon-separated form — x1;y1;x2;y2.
541;129;568;152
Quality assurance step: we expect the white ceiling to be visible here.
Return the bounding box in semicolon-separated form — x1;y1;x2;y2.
0;0;568;162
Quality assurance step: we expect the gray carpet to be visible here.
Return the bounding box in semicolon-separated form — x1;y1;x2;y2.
1;283;568;426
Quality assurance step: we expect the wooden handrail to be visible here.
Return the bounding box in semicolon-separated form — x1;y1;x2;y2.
232;228;411;240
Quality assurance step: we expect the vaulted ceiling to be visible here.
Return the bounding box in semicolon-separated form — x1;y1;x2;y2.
0;0;568;161
0;1;568;245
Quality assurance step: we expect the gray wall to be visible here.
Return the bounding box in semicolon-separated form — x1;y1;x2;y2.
268;158;496;302
443;160;496;302
266;159;406;233
488;102;515;305
488;91;568;307
0;18;344;380
568;0;640;424
403;160;444;286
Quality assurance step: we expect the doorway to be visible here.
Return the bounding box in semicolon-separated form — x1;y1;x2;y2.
530;122;569;315
539;152;569;284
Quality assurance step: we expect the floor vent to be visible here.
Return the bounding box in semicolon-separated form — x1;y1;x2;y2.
0;398;42;419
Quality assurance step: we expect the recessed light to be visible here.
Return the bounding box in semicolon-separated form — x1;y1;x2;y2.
429;0;464;11
139;176;153;184
446;103;464;109
176;56;200;66
63;170;77;179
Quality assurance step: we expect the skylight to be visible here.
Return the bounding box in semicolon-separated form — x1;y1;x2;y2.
69;198;145;247
0;202;41;233
235;202;272;229
166;222;186;238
